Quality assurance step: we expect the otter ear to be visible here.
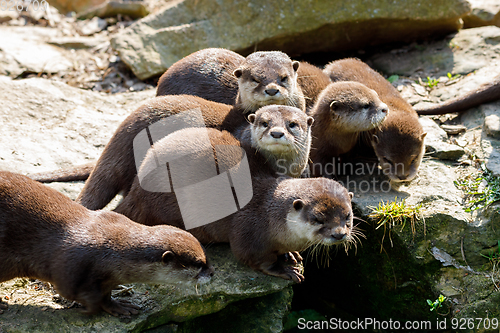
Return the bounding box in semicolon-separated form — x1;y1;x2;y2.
162;251;175;264
329;100;338;110
372;134;379;144
421;132;427;140
248;114;256;124
306;116;314;127
292;60;300;72
293;199;304;211
348;192;354;200
233;68;243;78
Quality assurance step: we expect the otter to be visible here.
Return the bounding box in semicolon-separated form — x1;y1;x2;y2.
113;129;357;282
415;74;500;115
156;48;244;105
307;81;389;177
323;58;426;183
0;171;213;316
28;163;94;183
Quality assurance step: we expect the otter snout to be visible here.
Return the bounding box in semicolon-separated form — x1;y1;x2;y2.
195;265;215;284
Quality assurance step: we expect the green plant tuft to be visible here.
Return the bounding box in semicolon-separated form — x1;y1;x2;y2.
454;163;500;212
368;198;424;251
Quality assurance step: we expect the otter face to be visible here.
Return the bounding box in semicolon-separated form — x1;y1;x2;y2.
325;82;388;132
144;229;214;285
233;51;302;111
371;130;426;183
248;105;313;156
285;181;356;251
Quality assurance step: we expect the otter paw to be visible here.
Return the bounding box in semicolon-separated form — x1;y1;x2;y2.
102;298;140;317
284;266;305;283
284;251;303;265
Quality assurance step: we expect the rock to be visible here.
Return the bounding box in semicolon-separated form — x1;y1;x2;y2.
47;36;108;49
463;0;500;28
76;16;108;36
420;116;465;160
0;244;293;332
46;0;107;15
484;114;500;138
0;26;73;77
110;0;471;80
440;124;467;135
0;76;155;199
482;135;500;176
370;26;500;80
78;1;149;19
0;9;19;23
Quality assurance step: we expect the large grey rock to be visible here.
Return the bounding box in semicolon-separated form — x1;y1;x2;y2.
110;0;471;80
463;0;500;28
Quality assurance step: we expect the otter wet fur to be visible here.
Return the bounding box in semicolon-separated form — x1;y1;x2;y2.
415;74;500;115
324;58;426;183
307;81;388;177
0;171;213;316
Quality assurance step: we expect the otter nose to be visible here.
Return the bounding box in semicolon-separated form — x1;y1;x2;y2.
380;103;389;113
265;88;279;96
270;131;284;138
397;174;408;181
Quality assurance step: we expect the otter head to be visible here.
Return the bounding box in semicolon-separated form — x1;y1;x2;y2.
147;226;214;285
233;51;305;112
371;115;426;183
284;178;358;252
315;81;388;133
248;105;313;156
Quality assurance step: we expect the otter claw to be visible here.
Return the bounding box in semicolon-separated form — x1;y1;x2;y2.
103;298;140;317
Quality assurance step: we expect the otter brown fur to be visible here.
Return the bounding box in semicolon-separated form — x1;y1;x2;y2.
156;48;244;105
307;81;388;177
77;98;310;210
296;61;332;110
415;74;500;115
114;132;356;282
0;171;213;316
323;58;426;182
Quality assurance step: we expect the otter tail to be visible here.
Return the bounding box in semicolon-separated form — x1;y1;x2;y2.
415;78;500;115
27;163;94;183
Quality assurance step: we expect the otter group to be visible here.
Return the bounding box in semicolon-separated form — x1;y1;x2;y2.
9;46;493;316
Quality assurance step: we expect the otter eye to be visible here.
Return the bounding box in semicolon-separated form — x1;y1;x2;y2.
313;217;324;225
261;121;268;128
362;103;371;109
289;122;297;128
280;76;288;83
252;76;260;84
